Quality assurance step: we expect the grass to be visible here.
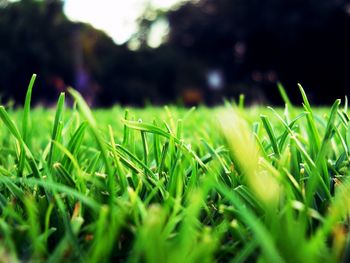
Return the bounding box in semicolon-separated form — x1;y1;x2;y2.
0;75;349;262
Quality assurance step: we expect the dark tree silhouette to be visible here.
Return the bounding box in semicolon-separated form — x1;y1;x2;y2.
140;0;350;104
1;0;350;105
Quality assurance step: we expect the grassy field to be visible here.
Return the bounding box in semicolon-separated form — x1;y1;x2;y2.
0;76;349;262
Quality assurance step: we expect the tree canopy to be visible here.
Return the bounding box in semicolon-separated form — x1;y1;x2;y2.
1;0;350;105
145;0;350;104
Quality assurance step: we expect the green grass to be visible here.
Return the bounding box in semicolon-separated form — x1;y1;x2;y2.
0;76;349;262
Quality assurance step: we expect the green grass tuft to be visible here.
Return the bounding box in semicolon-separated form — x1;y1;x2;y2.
0;77;348;262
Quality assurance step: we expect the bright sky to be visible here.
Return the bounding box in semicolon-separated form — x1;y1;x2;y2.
64;0;187;46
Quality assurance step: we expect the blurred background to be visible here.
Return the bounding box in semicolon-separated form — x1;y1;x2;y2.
1;0;350;106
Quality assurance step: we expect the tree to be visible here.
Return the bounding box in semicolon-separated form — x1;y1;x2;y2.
0;0;133;105
139;0;350;104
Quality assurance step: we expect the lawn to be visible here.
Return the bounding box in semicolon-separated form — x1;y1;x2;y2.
0;76;349;262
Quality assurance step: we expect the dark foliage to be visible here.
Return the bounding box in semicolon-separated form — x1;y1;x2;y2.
1;0;350;105
156;0;350;104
